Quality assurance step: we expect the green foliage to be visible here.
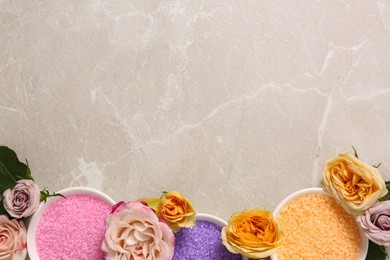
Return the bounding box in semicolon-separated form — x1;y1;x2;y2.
373;163;382;168
0;146;64;217
40;188;65;203
160;191;168;198
0;146;34;194
366;240;388;260
0;146;33;182
0;146;34;216
378;181;390;202
0;201;8;217
0;161;17;192
352;146;359;159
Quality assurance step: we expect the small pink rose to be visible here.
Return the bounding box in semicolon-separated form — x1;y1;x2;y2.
102;201;175;259
0;215;27;260
3;180;41;218
357;201;390;246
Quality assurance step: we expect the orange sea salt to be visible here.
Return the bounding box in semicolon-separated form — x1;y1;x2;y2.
276;193;360;260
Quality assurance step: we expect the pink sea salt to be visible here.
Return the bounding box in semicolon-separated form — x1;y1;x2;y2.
36;194;112;260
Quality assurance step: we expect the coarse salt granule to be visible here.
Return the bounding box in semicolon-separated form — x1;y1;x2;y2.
36;194;112;260
276;193;360;260
173;220;242;260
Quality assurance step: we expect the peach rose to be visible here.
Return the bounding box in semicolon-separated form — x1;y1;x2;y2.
102;201;175;260
321;152;388;215
221;208;282;259
0;215;27;260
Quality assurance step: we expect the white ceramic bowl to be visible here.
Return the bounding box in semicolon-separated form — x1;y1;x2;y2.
27;187;115;260
196;213;228;227
196;213;248;260
270;188;368;260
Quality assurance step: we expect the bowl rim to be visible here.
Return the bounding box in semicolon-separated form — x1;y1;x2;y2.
196;212;227;227
27;187;115;260
270;187;368;260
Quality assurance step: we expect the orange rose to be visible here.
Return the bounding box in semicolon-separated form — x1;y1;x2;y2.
140;191;196;232
222;208;282;259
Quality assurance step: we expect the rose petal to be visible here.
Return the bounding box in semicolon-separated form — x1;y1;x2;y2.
102;201;174;259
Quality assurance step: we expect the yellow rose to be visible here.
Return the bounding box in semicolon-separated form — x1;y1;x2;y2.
221;208;282;259
140;191;196;233
157;191;196;232
321;152;388;215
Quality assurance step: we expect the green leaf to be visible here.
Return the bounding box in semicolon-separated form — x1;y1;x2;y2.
161;191;168;198
0;200;9;216
0;146;33;182
352;146;359;159
0;161;17;193
366;240;388;260
379;181;390;202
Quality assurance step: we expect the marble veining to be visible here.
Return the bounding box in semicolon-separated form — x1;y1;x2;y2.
1;0;390;221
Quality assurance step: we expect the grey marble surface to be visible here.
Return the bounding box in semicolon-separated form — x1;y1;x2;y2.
1;0;390;222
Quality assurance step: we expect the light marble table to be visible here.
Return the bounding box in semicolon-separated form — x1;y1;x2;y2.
1;1;390;222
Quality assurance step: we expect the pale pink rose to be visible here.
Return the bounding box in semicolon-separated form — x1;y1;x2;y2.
102;201;175;260
3;180;40;218
357;201;390;246
0;215;27;260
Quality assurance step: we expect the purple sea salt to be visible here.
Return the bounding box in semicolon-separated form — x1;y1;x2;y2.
173;220;242;260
